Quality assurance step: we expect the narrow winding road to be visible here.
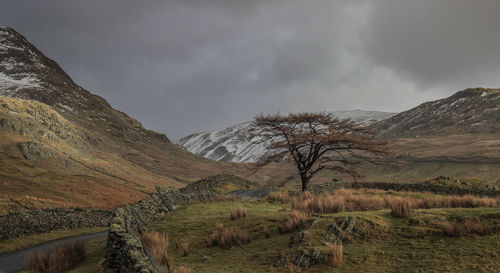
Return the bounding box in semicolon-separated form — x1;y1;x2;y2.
0;231;107;273
0;189;271;273
228;188;274;199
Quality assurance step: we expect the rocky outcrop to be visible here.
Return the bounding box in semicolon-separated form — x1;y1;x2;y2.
292;248;323;268
275;215;389;269
0;208;112;240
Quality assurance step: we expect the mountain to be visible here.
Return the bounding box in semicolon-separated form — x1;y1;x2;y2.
0;27;260;212
178;110;396;162
374;88;500;138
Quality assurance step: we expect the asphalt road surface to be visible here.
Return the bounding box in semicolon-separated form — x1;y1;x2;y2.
0;231;107;273
228;188;274;199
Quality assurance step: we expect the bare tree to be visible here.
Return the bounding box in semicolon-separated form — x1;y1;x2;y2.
251;112;390;192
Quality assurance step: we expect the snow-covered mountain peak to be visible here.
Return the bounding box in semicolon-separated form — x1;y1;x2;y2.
178;110;396;163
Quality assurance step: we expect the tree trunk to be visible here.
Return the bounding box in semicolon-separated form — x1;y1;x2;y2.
300;173;309;192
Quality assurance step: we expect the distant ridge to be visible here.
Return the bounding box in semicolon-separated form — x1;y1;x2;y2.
374;88;500;138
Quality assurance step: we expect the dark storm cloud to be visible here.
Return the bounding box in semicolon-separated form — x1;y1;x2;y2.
364;0;500;89
1;1;499;139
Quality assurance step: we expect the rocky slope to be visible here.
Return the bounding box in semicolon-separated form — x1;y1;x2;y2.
0;26;259;212
374;88;500;138
178;110;396;162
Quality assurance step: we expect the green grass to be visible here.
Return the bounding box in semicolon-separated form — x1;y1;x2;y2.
146;201;292;272
425;176;496;190
0;227;106;254
147;201;500;273
311;208;500;273
66;236;113;273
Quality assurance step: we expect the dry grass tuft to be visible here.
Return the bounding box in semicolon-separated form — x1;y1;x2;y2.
278;210;309;234
216;223;224;231
27;240;86;273
206;226;250;249
141;231;170;266
292;191;385;214
390;198;411;218
290;189;498;215
230;206;247;220
172;265;193;273
181;243;190;257
440;218;493;237
325;242;343;268
299;191;313;200
267;191;290;203
263;226;271;238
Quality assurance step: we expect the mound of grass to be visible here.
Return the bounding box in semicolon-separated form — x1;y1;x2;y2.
425;176;497;190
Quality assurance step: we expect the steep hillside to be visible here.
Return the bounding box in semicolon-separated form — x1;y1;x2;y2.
179;110;396;162
0;27;259;212
375;88;500;138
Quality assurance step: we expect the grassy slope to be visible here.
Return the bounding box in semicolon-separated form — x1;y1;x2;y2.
146;200;500;273
147;201;290;272
0;96;289;212
360;134;500;185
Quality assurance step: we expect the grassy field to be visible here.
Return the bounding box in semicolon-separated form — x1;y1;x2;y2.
0;227;106;254
144;196;500;273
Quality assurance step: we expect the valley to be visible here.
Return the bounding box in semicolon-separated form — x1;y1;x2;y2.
1;10;500;273
0;27;280;212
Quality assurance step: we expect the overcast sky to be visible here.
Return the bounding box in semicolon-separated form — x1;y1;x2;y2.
1;0;500;140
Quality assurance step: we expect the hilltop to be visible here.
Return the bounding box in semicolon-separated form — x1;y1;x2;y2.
375;88;500;138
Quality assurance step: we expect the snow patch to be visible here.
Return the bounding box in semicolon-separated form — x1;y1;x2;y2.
0;72;41;97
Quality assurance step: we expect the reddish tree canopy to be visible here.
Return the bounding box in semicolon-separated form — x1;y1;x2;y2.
251;112;390;192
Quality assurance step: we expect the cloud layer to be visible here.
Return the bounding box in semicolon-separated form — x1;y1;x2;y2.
1;0;499;139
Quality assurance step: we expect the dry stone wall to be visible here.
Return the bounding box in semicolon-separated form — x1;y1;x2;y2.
311;181;499;197
105;186;215;273
0;207;112;240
